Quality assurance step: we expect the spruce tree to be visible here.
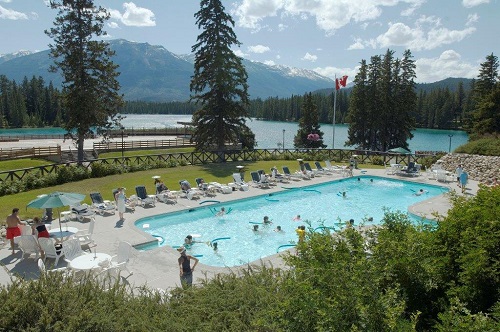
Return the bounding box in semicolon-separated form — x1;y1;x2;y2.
294;92;326;148
45;0;123;163
347;50;416;151
472;53;499;135
190;0;255;151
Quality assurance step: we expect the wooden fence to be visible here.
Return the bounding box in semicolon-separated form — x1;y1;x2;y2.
0;148;441;182
0;146;61;161
93;138;194;151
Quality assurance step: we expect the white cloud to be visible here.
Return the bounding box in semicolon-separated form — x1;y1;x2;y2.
107;22;119;29
361;16;477;51
234;0;428;35
0;0;13;3
0;5;28;20
264;60;276;66
278;23;287;31
313;66;359;82
415;50;478;82
233;0;283;30
347;39;365;50
109;2;155;27
248;45;270;53
276;55;281;59
302;52;317;62
233;49;247;58
466;13;479;26
462;0;489;8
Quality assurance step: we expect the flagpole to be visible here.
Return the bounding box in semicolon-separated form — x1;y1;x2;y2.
333;74;337;149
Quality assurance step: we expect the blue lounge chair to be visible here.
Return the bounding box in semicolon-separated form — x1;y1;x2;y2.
135;185;156;207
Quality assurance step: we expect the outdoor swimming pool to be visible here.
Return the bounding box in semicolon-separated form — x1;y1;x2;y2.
134;176;448;267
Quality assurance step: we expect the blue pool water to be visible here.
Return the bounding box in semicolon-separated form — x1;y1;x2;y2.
134;176;447;267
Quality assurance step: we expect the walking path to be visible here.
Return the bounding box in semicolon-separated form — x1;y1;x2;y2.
0;168;479;293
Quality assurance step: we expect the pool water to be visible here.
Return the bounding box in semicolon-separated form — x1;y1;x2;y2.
134;176;447;267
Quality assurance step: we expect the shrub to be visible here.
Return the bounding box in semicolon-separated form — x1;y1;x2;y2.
454;136;500;156
90;163;123;178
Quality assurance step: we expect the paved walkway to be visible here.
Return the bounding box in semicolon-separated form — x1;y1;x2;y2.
0;168;479;292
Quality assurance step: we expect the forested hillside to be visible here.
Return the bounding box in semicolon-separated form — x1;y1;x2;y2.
0;74;480;131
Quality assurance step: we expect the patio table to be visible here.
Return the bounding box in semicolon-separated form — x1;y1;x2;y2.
69;253;112;271
49;227;79;242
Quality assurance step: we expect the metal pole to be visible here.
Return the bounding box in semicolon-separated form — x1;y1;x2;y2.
448;134;453;153
121;127;125;159
282;129;285;152
332;75;337;149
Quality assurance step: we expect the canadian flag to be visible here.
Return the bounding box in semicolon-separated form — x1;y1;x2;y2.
335;75;348;90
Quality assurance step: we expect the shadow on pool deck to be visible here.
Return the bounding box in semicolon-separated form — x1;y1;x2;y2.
0;168;479;292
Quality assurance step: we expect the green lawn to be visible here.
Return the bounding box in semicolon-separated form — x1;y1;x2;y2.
0;158;51;172
0;158;382;219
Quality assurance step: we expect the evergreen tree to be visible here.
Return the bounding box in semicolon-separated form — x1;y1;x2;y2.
45;0;123;163
347;50;416;151
190;0;254;151
293;92;326;148
472;53;499;135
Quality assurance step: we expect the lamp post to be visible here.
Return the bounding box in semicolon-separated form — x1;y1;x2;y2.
282;129;285;152
448;134;453;153
121;126;125;159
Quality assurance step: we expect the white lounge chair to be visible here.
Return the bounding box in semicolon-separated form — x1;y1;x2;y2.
90;192;116;216
179;180;203;199
18;235;40;260
314;162;333;175
282;166;303;180
38;237;64;267
71;203;96;222
232;173;250;191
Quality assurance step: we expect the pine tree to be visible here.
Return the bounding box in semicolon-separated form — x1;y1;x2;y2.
472;53;499;135
347;50;416;151
293;93;326;148
190;0;255;151
45;0;123;163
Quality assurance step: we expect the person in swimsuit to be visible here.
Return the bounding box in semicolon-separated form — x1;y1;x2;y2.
32;217;50;238
5;208;24;254
177;246;199;288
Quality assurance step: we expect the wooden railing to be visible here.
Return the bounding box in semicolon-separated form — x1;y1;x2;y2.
0;148;442;183
0;146;61;161
93;138;194;151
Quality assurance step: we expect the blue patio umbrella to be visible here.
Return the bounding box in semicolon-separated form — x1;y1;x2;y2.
27;192;85;235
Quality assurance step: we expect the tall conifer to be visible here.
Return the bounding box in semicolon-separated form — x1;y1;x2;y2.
45;0;123;163
190;0;254;151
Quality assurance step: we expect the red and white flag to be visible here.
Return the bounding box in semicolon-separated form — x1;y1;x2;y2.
335;75;348;90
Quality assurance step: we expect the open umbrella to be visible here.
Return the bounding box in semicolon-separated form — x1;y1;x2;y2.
27;192;85;237
388;147;412;165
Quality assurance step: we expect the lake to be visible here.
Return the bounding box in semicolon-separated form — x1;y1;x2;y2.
0;114;468;152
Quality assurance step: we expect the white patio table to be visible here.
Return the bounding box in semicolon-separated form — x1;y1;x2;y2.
69;253;112;272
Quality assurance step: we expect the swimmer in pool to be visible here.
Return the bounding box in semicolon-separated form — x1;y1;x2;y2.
293;215;301;221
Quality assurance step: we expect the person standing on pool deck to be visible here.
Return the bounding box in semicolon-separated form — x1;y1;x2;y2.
115;187;126;222
5;208;24;254
455;164;463;187
460;170;468;194
177;246;198;288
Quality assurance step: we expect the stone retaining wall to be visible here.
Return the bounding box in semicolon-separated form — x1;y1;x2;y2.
437;153;500;184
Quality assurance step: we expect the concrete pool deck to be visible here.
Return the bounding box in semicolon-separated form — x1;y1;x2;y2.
0;168;480;292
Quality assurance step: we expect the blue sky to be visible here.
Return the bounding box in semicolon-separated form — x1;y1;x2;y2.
0;0;498;83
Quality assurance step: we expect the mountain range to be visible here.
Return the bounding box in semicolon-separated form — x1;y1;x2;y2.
0;39;335;102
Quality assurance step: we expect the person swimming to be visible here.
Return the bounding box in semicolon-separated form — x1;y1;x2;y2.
414;189;426;196
293;215;301;221
216;207;226;216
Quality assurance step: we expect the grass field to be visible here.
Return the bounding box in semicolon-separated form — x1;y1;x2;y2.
0;158;51;172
